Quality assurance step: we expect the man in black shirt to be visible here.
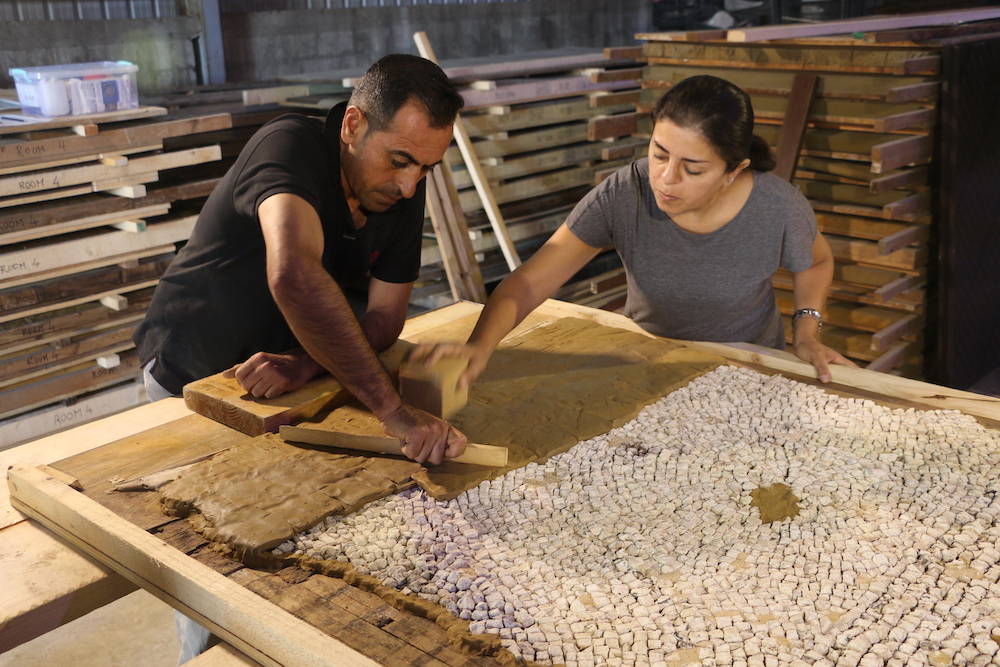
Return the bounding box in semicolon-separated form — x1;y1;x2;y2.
135;54;467;466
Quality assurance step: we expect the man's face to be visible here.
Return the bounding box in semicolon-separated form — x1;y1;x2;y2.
340;100;454;213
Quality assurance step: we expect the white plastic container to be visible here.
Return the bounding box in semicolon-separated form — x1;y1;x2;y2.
8;61;139;118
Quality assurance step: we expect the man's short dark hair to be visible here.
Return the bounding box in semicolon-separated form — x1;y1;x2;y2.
349;54;464;133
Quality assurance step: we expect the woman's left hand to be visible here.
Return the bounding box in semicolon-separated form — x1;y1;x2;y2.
792;336;857;383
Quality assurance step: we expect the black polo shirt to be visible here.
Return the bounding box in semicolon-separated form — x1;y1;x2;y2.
134;102;425;394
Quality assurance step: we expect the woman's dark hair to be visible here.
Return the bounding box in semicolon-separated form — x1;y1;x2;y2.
350;54;465;133
651;75;775;172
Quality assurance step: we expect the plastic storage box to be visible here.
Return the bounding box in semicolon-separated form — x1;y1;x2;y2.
9;61;139;118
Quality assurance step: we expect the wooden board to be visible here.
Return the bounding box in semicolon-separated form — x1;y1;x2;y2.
459;76;637;111
0;113;231;174
642;64;937;103
0;146;222;198
5;298;1000;666
0;322;138;389
641;42;939;76
0;105;168;137
0;287;153;356
0;216;194;289
7;463;383;667
814;211;929;255
460;99;634;137
0;253;171;325
0;349;143;421
724;7;1000;42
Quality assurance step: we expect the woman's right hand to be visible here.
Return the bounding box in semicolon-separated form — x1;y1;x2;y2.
409;341;492;389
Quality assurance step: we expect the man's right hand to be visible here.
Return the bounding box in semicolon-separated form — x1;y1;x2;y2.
235;351;323;399
380;402;467;466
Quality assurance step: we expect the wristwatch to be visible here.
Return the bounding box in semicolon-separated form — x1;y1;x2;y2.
792;308;822;332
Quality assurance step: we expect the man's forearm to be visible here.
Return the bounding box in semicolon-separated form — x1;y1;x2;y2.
271;264;401;418
359;309;404;353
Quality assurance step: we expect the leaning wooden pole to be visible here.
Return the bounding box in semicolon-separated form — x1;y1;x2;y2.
6;462;380;667
414;30;522;271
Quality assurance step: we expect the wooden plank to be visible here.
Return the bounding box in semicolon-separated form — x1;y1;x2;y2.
415;32;521;271
182;367;355;438
589;89;642;108
0;287;153;355
467;122;590;159
459;100;633;137
424;163;487;303
0;349;143;421
0;106;168;137
279;426;509;467
0;517;138;653
642;65;937;103
862;20;1000;43
587;67;643;84
773;73;818;182
826;234;926;271
0;382;146;450
795;180;929;221
459;77;637;111
0;323;137;389
0;254;170;325
0;145;222;198
6;463;382;667
459;158;632;211
588;112;641;141
478;138;642;182
0;396;191;528
0;216;193;289
641;42;940;76
0;203;170;246
754;125;934;174
0;177;217;246
813;211;929;255
751;96;935;133
0;112;231;174
726;7;1000;42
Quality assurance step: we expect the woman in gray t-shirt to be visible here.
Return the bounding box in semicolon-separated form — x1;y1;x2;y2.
418;75;855;384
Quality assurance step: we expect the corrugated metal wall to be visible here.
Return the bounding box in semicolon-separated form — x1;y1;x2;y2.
0;0;177;20
0;0;536;21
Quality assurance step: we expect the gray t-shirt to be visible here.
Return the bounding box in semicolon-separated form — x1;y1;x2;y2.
567;158;816;348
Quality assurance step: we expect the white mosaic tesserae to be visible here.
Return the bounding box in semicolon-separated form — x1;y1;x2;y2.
277;365;1000;667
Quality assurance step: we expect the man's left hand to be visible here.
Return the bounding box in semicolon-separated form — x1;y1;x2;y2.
234;351;323;398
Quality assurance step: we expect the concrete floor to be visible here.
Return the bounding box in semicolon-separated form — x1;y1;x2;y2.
0;590;179;667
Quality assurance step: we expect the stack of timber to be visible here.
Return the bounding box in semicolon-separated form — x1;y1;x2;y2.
634;9;1000;379
0;102;237;448
419;47;645;308
277;47;645;309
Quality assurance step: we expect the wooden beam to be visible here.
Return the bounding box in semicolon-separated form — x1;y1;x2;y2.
773;73;818;182
6;463;382;667
728;7;1000;42
279;427;508;467
415;31;521;271
424;163;487;303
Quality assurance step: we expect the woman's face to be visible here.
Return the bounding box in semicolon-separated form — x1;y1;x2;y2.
647;118;736;218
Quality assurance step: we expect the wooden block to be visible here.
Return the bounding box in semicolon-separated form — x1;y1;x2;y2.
109;220;146;233
182;343;411;436
96;354;121;369
279;425;507;467
399;357;469;420
99;294;129;311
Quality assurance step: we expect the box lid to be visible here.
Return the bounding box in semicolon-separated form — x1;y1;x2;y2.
9;61;138;82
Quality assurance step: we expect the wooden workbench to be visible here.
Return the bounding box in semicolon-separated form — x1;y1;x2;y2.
4;299;999;666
